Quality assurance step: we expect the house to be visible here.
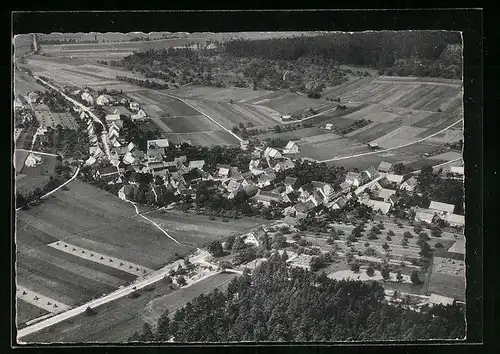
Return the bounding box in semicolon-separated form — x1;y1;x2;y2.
249;159;261;171
217;166;231;179
258;172;276;187
127;142;135;152
189;160;205;170
294;201;316;218
362;199;392;215
85;156;96;166
229;169;244;182
27;92;40;103
377;161;393;173
225;180;242;195
147;139;170;149
111;139;122;148
308;190;325;206
283;141;299;154
147;147;165;163
274;159;295;172
251;190;283;207
361;166;379;182
129;101;140;111
79;111;88;120
415;209;438;224
263;147;282;159
429;201;455;214
384;173;404;185
345;172;362;187
448;240;465;255
243;184;259;198
330;196;348;210
123;151;136;165
131;109;148;122
283;192;299;205
132;149;146;162
105;113;121;122
174;155;188;167
182;169;203;185
429;294;455;306
240;140;250;150
311;181;333;201
97;166;119;180
325;123;334;130
283;177;298;192
96;94;114;106
400;176;418;192
450;166;464;176
443;213;465;227
298;183;315;201
281;114;292;121
376;188;397;203
81;91;94;105
108;123;120;138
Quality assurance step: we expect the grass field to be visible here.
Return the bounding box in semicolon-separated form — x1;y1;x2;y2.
125;90;199;117
33;111;79;130
14;150;58;194
16;299;50;328
427;270;466;302
297;133;371;161
159;115;221;133
21;272;238;343
14;71;47;96
160;131;239;147
146;210;262;247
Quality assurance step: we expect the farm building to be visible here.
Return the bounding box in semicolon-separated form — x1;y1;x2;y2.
283;141;300;154
189;160;205;170
400;176;418;192
105;113;121;122
263;147;282;159
443;213;465;227
283;192;299;204
147;139;170;149
330;196;348;210
123;152;136;165
281;114;292;121
284;177;298;192
298;184;315;201
415;209;438;224
217;166;231;179
81;91;94;105
294;201;316;219
384;173;404;185
345;172;362;187
429;201;455;214
129;101;140;111
308;191;325;206
131;109;147;122
377;161;393;173
450;166;464;176
325;123;334;130
448;240;465;255
375;188;397;203
429;294;455;306
240;140;250;150
96;94;114;106
251;190;282;207
147;147;166;163
360;199;392;215
85;156;96;166
182;169;204;185
274;159;295;172
311;181;334;201
127;142;135;152
362;166;379;181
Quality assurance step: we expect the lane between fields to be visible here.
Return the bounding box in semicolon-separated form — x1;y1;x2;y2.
410;157;463;174
317;118;464;163
151;90;243;142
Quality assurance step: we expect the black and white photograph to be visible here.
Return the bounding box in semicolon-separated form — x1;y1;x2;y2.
12;11;473;345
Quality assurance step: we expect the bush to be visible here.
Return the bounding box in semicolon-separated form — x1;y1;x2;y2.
387;230;395;236
414;225;423;234
350;262;360;273
419;232;430;241
366;266;375;277
84;306;97;316
434;242;444;248
403;231;413;239
128;291;140;299
410;270;422;285
431;227;442;238
386;235;392;241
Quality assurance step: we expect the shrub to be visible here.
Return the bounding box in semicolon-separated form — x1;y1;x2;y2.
419;232;430;241
128;291;140;299
366;266;375;277
84;306;97;316
388;230;395;236
386;235;392;241
350;262;360;273
410;270;422;285
435;242;444;248
403;231;413;239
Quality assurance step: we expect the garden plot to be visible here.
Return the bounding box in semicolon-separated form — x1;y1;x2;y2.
197;87;272;103
346;121;400;142
33;111;79;130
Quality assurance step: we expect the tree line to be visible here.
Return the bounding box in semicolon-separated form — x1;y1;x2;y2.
130;255;465;342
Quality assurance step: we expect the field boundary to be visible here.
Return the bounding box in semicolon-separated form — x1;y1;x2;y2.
317;118;463;163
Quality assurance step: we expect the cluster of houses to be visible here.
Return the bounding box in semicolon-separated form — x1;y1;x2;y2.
414;201;464;228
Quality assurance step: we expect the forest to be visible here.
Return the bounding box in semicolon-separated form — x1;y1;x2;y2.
129;255;465;342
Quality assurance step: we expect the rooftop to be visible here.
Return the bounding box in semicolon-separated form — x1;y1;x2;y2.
429;201;455;213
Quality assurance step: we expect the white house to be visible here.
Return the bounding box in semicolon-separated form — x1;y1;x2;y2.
189;160;205;170
345;172;362;187
129;101;140;111
147;139;170;149
443;213;465;227
105;113;121;122
400;176;418;192
415;209;438;224
81;91;94;105
384;173;404;185
127;142;135;152
131;109;147;122
283;141;299;154
123;151;136;165
450;166;464;176
430;294;455;306
96;94;114;106
325;123;334;130
85;156;96;166
429;201;455;214
360;199;392;215
27;92;40;103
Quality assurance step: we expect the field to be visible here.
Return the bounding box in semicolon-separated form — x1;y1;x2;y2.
14;150;59;194
427;257;466;302
33;111;79;130
160;131;239;147
14;71;47;96
16;299;50;328
21;272;238;343
297;133;372;161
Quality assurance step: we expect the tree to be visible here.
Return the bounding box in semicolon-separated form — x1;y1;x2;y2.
381;267;390;280
176;275;187;287
435;242;444;249
431;226;442;238
419;232;430;241
419;241;432;258
396;271;403;282
350;262;360;273
401;238;409;247
309;255;326;272
414;224;423;234
274;125;282;133
388;230;395;236
410;270;421;285
366;266;375;277
207;240;224;257
403;231;413;239
141;323;155;342
225;235;236;250
386;235;392;241
382;243;390;251
232;236;247;252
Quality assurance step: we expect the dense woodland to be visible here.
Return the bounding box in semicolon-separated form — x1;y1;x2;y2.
113;32;462;95
130;255;465;342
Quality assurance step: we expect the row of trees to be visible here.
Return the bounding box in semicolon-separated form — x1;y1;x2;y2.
130;255;465;342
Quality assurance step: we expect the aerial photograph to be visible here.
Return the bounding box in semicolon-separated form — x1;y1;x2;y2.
13;30;465;343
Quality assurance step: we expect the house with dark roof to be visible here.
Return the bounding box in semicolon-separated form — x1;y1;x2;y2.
298;183;315;202
330;196;348;210
400;176;418;192
189;160;205;170
294;201;316;219
377;161;393;173
308;190;325;206
147;147;165;163
283;192;299;205
274;158;295;172
182;169;203;185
